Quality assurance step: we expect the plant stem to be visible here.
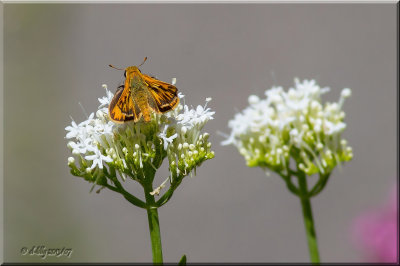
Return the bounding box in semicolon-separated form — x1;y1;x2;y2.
144;182;163;264
297;173;320;263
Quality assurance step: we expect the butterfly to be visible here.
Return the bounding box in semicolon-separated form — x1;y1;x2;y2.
108;57;179;123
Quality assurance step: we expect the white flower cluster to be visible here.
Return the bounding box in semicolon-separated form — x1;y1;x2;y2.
66;84;215;184
222;78;353;176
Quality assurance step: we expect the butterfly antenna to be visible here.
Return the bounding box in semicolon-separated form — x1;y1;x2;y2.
109;64;124;70
139;56;148;67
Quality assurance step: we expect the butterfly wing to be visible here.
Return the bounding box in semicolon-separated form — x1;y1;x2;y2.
142;74;180;113
108;85;142;123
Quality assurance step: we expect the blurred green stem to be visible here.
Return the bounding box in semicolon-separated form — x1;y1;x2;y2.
298;173;320;264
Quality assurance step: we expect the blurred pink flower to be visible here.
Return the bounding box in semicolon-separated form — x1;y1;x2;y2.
352;186;398;263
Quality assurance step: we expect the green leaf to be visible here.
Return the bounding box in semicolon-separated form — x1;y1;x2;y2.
179;254;187;265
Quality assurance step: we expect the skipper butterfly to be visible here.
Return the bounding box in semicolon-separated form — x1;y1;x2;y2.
108;57;179;123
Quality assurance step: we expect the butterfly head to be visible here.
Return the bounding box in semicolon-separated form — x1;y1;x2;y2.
109;57;147;78
124;66;141;77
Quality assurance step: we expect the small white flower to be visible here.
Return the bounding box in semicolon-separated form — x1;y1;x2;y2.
68;139;90;154
341;88;351;98
181;126;187;135
68;157;75;164
248;95;260;105
65;121;80;139
85;148;113;170
98;87;114;109
158;125;178;150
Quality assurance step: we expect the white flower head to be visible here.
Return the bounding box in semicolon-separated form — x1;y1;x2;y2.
222;79;352;176
66;84;215;184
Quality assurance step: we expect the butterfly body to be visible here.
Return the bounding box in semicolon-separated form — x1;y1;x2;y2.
130;72;152;122
108;59;179;123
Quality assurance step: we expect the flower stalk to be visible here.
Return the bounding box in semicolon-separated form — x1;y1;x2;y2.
298;172;320;263
146;206;163;263
143;180;163;263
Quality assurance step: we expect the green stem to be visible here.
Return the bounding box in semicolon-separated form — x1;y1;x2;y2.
308;173;331;197
104;170;146;209
143;182;163;264
279;172;300;196
297;173;320;263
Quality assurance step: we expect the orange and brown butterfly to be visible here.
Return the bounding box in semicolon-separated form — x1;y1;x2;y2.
108;57;180;123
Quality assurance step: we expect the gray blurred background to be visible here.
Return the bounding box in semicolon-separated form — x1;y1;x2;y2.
2;3;397;263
